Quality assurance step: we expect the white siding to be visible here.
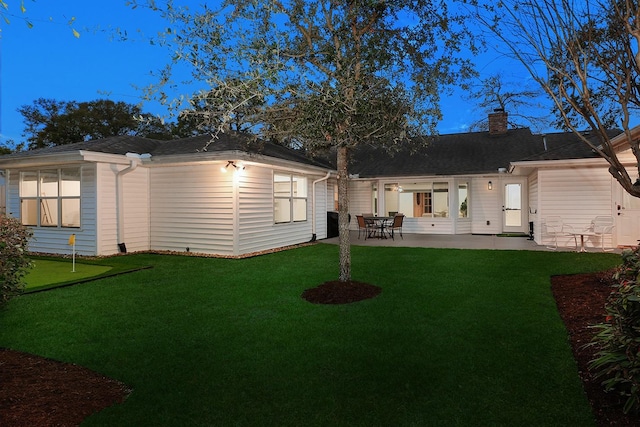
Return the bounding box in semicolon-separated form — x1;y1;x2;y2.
122;167;150;252
150;163;323;256
237;166;317;254
470;178;502;234
348;180;376;229
150;164;235;255
96;163;118;255
238;166;282;254
537;167;614;248
314;179;329;240
95;163;149;255
528;172;540;240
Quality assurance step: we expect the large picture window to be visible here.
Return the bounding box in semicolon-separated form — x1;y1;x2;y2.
20;168;81;228
385;182;450;218
274;173;307;223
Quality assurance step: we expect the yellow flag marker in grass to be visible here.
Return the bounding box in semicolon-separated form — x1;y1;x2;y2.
68;234;76;272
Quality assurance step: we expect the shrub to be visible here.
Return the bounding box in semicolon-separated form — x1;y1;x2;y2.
0;215;33;304
590;247;640;414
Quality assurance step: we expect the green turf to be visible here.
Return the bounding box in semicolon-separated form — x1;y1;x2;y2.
25;260;113;289
0;245;622;426
22;255;153;293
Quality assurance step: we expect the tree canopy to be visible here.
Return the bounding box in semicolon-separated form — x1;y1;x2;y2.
0;0;79;36
475;0;640;197
132;0;478;281
17;98;200;149
465;73;552;132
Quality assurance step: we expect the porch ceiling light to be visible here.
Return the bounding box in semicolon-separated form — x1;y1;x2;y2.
488;181;493;190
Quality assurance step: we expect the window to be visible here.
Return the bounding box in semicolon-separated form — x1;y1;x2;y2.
458;183;469;218
20;168;81;228
274;173;307;223
385;182;449;218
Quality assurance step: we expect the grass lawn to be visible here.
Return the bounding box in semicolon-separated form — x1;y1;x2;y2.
0;244;622;426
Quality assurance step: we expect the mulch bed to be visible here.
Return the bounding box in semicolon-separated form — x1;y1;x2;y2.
0;350;130;427
551;270;639;426
1;273;637;426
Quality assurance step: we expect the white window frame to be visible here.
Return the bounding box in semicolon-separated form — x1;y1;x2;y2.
274;173;308;224
19;168;81;228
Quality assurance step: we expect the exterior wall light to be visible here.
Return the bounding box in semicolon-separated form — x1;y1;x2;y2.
488;181;493;190
221;161;245;173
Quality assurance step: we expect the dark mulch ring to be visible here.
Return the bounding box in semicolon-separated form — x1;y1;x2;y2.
2;273;638;426
301;280;382;304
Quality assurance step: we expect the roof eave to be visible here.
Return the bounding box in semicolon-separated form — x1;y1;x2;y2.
510;157;608;170
148;151;335;174
611;125;640;152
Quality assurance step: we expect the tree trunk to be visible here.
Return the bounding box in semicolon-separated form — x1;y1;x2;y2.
337;145;351;282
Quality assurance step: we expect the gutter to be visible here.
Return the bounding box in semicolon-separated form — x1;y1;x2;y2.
116;153;151;253
310;171;332;242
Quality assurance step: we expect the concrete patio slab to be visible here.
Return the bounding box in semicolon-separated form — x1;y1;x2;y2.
320;231;623;253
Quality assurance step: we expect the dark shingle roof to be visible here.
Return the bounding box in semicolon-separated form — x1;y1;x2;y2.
1;128;622;175
0;135;162;158
518;130;622;161
350;128;544;177
349;128;624;178
0;133;333;169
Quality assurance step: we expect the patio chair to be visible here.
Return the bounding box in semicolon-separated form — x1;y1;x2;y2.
542;216;577;250
386;214;404;240
356;215;375;239
586;216;615;252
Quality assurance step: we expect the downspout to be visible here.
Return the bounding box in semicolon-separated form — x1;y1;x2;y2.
116;153;147;253
310;171;332;242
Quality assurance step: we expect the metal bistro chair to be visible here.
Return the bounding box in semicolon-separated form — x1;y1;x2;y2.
386;214;404;240
542;216;576;250
587;216;615;252
356;215;375;239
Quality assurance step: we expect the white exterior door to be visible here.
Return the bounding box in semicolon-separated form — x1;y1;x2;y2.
503;180;527;234
616;188;640;246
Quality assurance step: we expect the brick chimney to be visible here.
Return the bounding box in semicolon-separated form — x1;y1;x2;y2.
488;109;508;136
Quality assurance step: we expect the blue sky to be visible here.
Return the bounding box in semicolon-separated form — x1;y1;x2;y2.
0;1;532;147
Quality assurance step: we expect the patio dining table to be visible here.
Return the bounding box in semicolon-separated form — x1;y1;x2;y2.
364;216;393;239
569;231;596;252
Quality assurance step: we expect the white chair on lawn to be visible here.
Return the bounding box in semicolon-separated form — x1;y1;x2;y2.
542;216;577;250
586;216;615;252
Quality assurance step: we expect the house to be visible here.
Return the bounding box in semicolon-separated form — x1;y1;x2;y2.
346;111;637;249
0;111;638;255
0;133;336;257
512;127;640;249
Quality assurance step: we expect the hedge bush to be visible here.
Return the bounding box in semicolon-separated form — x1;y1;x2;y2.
0;215;33;304
590;247;640;414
